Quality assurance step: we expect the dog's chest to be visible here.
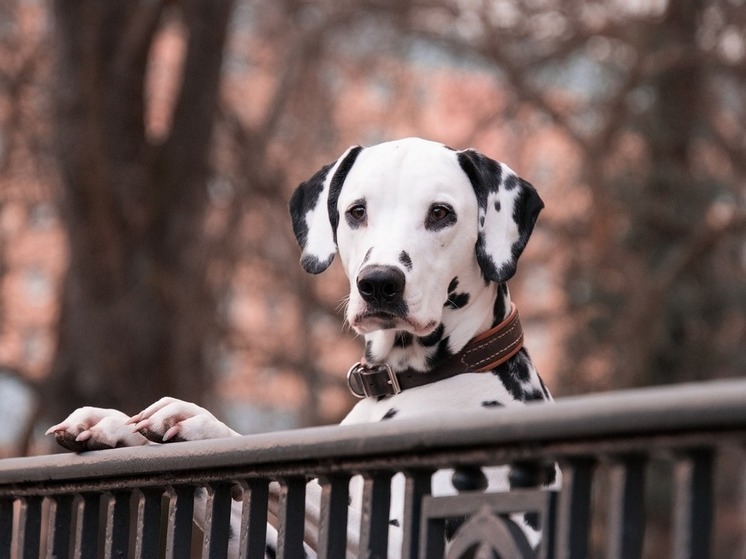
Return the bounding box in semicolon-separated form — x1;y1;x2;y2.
340;372;521;425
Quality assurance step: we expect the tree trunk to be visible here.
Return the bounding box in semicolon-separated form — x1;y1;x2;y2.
629;0;709;385
45;0;234;423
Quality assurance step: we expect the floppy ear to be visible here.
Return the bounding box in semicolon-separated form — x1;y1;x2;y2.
289;146;363;274
457;149;544;283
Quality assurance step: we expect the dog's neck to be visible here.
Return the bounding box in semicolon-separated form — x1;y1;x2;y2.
363;278;512;374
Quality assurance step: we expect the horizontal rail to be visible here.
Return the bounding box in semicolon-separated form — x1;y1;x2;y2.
2;378;746;488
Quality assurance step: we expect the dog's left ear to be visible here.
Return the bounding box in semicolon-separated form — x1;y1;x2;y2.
289;146;363;274
457;149;544;283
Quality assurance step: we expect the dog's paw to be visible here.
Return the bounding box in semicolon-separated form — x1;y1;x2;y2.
127;397;240;443
46;407;150;452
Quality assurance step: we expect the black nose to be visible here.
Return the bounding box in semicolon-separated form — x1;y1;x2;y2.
357;265;406;305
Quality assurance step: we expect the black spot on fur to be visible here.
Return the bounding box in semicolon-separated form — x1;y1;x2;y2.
394;332;413;347
300;253;334;275
265;545;276;559
427;337;452;368
362;247;373;265
524;388;547;402
327;146;363;245
457;150;501;207
494;199;501;212
381;408;398;420
504;173;518;191
481;400;503;408
364;341;374;362
389;518;400;527
446;278;470;310
490;284;509;327
474;232;497;282
492;349;548;403
444;292;470;310
398;251;413;271
418;323;444;347
289;162;334;250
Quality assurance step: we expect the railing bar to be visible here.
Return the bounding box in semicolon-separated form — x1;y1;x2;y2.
276;477;306;559
239;480;268;559
73;493;101;559
19;495;42;559
359;471;392;558
419;496;446;559
133;489;162;559
554;458;594;559
202;483;233;559
317;474;350;559
0;497;13;558
165;486;194;559
606;455;646;559
673;449;714;559
104;492;130;559
47;494;74;559
401;469;432;559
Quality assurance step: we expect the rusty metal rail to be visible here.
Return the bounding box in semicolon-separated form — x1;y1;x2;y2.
1;379;745;558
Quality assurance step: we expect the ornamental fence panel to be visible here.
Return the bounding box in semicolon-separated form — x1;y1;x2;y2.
0;379;745;558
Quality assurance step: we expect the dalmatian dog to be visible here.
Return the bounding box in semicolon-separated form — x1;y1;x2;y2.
47;137;554;557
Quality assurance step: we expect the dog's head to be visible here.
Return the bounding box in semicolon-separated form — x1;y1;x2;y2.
289;138;543;337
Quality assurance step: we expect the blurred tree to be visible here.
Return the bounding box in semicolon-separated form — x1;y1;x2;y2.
402;0;746;391
46;1;234;420
0;0;744;457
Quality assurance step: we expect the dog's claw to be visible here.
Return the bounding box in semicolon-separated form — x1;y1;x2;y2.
75;430;92;443
162;424;181;442
45;422;69;436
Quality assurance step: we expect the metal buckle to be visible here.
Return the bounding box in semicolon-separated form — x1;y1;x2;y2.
346;362;401;398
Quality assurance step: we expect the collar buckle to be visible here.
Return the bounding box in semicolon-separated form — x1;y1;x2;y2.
347;362;401;398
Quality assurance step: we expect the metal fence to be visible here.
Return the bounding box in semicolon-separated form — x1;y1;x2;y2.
1;379;745;558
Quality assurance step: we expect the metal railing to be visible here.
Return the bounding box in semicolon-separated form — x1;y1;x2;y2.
1;379;745;558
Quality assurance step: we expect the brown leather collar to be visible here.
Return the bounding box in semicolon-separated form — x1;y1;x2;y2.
346;304;524;398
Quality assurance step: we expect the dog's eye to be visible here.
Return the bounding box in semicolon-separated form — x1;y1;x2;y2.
346;204;367;223
426;204;455;230
430;205;450;221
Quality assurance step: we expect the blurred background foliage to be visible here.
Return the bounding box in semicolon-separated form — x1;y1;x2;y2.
0;0;744;457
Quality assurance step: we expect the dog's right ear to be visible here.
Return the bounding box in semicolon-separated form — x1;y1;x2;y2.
289;146;363;274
